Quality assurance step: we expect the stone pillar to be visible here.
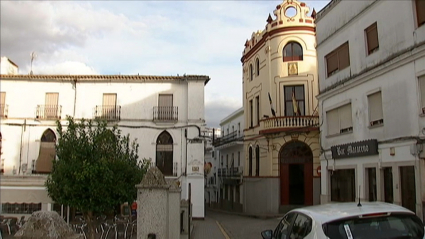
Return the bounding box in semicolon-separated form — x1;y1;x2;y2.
137;167;170;239
168;180;182;239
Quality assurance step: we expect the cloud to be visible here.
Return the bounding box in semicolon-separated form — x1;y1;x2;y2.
36;61;99;75
205;97;242;128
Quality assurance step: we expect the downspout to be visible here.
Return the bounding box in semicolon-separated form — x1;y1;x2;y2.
18;119;26;174
72;78;77;118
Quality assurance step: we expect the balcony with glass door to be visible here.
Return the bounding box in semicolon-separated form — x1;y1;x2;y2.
36;105;62;120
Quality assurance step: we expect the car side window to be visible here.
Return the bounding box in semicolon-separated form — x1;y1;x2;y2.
289;213;312;239
273;212;297;239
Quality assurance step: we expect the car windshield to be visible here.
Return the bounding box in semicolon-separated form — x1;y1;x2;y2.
323;213;424;239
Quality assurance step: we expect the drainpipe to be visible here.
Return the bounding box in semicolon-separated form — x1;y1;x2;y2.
72;78;77;118
18;119;26;174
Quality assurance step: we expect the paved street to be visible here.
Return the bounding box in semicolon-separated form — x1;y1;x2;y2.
192;209;283;239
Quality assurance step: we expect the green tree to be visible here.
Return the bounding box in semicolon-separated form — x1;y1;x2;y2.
46;116;149;239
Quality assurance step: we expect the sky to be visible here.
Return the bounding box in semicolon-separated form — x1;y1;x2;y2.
0;0;329;128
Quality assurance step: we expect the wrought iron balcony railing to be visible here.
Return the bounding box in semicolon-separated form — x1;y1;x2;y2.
36;105;62;119
213;131;243;147
153;106;178;122
218;167;243;177
94;105;121;121
260;116;319;134
0;104;8;118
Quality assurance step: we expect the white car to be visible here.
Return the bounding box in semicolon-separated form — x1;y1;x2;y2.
261;202;425;239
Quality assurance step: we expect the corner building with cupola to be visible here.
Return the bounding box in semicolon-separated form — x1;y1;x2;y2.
241;0;320;214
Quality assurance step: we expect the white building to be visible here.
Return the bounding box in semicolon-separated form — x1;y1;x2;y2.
0;72;210;219
0;57;19;75
316;0;425;220
213;107;245;212
203;127;220;206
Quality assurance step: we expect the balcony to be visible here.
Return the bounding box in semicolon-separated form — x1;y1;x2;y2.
259;116;319;134
153;106;178;122
0;104;8;118
94;105;121;121
218;167;243;177
36;105;62;120
213;131;243;147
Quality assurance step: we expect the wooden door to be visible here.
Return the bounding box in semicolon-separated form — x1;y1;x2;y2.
45;93;58;118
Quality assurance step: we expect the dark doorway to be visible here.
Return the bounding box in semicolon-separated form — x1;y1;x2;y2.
400;166;416;213
289;164;304;205
279;140;313;206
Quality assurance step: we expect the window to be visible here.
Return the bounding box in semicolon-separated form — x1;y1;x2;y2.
238;123;240;136
37;93;60;119
284;85;305;116
102;93;117;119
416;0;425;27
255;145;260;176
248;147;253;176
368;91;384;126
365;22;379;55
249;64;253;81
256;58;260;76
249;100;253;128
283;42;303;62
273;212;297;239
226;154;229;168
157;94;175;121
35;129;56;174
256;96;260;125
419;76;425;113
1;203;42;214
156;131;174;176
326;42;350;77
331;169;355;202
231;153;234;168
237;151;240;167
0;92;6;118
326;103;353;135
289;214;312;239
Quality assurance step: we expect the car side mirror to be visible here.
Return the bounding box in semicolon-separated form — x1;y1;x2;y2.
261;229;273;239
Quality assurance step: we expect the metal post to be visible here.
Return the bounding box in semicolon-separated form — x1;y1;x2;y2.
188;183;191;239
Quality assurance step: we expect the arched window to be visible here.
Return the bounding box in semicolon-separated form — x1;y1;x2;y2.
255;145;260;176
156;131;174;176
249;64;253;81
255;58;260;76
283;42;303;62
248;146;253;176
36;129;56;174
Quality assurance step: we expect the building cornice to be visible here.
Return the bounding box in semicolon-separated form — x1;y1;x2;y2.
0;74;211;85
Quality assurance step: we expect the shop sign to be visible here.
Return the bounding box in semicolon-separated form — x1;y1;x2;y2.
331;139;378;159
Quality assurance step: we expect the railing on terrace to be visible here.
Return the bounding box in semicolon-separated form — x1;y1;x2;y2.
36;105;62;120
94;105;121;121
218;167;243;177
260;116;319;132
213;131;243;147
153;106;178;122
0;104;8;118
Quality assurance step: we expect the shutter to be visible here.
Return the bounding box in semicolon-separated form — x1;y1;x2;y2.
326;109;339;135
338;43;350;70
339;104;353;131
45;93;59;118
158;94;173;107
368;92;383;123
419;76;425;111
102;93;117;118
0;92;5;105
36;142;55;173
417;0;425;26
366;23;379;54
326;52;338;76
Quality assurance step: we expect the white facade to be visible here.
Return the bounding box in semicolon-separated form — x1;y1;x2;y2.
203;127;220;206
316;0;425;220
0;73;209;219
213;107;245;212
0;57;19;75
